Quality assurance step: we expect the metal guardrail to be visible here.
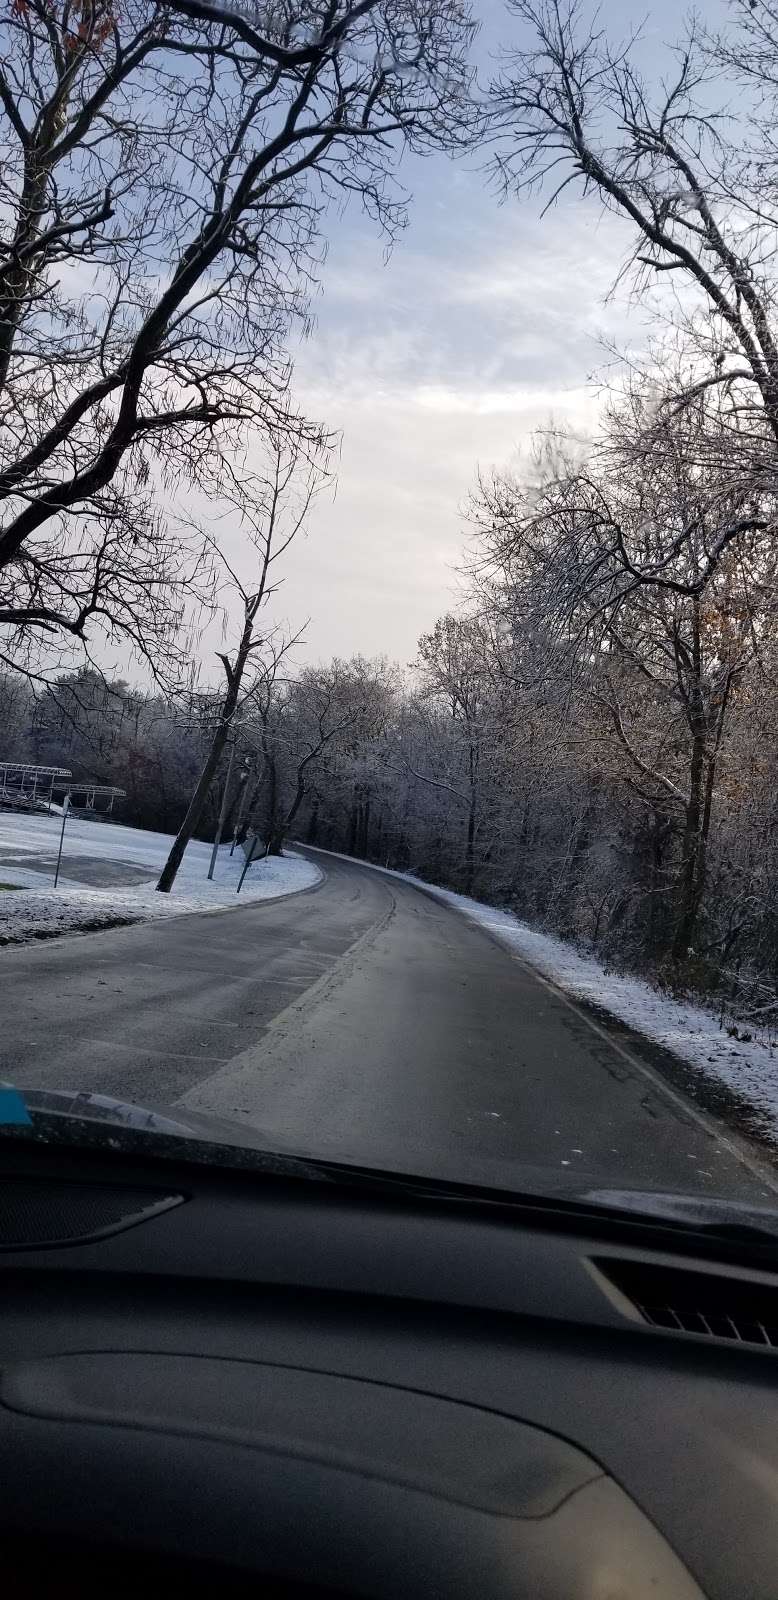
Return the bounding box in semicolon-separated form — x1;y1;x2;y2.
0;763;71;777
54;781;126;810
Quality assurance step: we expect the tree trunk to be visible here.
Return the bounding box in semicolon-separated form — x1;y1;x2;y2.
681;750;718;955
306;798;320;845
156;629;250;893
221;765;247;844
646;812;667;952
672;728;706;959
361;792;371;857
156;714;234;892
263;752;281;854
347;786;359;855
697;733;719;867
464;742;479;893
233;773;262;850
280;780;307;846
681;676;733;961
464;801;476;892
671;599;713;962
272;744;327;856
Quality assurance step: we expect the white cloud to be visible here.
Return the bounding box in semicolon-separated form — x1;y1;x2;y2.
411;382;594;416
254;190;638;664
198;151;653;669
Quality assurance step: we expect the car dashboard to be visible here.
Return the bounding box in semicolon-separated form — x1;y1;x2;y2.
2;1133;778;1598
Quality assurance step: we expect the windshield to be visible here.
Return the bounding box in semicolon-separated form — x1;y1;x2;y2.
2;0;778;1228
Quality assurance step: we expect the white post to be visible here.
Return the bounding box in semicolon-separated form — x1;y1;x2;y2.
53;795;71;888
236;833;262;893
208;741;236;881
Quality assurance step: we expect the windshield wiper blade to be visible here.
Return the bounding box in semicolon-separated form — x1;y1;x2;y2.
7;1088;778;1245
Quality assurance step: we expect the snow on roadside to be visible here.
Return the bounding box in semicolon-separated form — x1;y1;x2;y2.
303;845;778;1141
429;889;778;1131
0;812;322;945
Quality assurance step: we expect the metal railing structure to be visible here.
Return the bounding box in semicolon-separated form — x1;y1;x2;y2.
52;779;126;815
0;762;72;811
0;762;125;816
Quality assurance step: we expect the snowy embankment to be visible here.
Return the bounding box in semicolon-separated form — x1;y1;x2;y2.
305;845;778;1147
0;812;321;945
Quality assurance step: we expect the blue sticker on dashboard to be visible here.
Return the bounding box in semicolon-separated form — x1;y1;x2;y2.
0;1083;32;1125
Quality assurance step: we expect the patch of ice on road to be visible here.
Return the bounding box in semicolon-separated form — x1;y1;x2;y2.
302;845;778;1144
0;812;322;945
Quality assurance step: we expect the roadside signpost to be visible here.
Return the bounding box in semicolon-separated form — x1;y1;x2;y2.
237;832;266;894
53;794;71;889
207;742;236;882
229;756;254;856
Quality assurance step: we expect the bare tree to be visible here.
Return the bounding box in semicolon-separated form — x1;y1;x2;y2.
416;614;492;890
251;656;390;854
156;413;332;891
469;386;778;957
490;0;778;490
0;0;477;673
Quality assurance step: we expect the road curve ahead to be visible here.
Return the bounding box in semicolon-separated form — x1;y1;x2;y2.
1;848;773;1200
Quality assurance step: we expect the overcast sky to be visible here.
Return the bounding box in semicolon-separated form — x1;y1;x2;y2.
227;0;729;672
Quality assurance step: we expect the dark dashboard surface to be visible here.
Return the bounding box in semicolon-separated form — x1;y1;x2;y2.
2;1137;778;1599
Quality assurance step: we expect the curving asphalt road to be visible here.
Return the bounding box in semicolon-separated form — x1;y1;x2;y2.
1;847;774;1199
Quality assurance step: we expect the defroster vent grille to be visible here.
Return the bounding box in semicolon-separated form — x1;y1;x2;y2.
595;1257;778;1349
0;1177;185;1249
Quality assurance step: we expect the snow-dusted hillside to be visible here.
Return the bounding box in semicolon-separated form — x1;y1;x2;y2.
0;812;321;944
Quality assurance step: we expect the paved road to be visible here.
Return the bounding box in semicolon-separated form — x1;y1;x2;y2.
0;849;774;1199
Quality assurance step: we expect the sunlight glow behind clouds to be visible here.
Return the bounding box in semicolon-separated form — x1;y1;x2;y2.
206;1;704;673
253;200;639;666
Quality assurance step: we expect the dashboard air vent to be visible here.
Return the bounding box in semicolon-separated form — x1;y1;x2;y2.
595;1258;778;1349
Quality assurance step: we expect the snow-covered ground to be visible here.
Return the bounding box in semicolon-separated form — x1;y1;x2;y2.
303;846;778;1148
0;812;321;944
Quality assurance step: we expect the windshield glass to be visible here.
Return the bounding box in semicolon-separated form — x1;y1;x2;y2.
2;0;778;1223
